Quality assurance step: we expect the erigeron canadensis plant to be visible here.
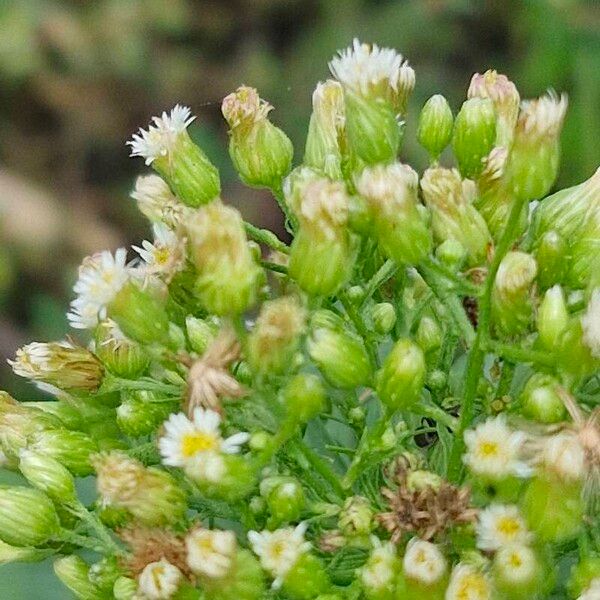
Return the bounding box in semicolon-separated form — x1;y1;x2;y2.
2;39;600;600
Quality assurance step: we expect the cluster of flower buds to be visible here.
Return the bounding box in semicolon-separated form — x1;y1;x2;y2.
1;38;599;600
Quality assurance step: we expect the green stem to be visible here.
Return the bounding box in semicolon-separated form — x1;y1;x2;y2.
421;256;481;296
340;294;379;369
272;182;298;233
360;259;398;306
413;402;457;430
447;194;527;482
260;260;288;275
102;376;182;396
486;341;555;368
70;502;122;554
244;222;290;254
57;529;111;554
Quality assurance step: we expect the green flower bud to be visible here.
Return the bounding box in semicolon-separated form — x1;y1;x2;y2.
349;406;366;425
129;105;220;207
339;496;373;537
491;251;538;337
421;168;492;265
288;177;355;296
222;86;293;189
108;280;169;345
435;239;467;270
567;205;600;288
93;452;187;526
261;476;305;527
30;429;98;477
555;318;599;381
113;576;137;600
417;94;453;160
0;486;60;546
468;70;520;147
0;539;53;565
94;322;149;379
203;549;266;600
307;310;372;388
89;555;124;593
187;201;262;315
492;543;544;600
427;369;447;391
185;315;217;354
415;316;442;354
21;400;82;431
535;231;568;288
506;92;568;201
247;296;306;376
304;80;346;179
355;163;432;265
54;555;106;600
19;449;76;503
283;553;331;600
9;341;104;392
116;392;178;438
537;285;568;350
346;285;366;305
568;557;600;599
519;373;566;423
371;302;397;335
376;339;425;410
452;98;496;179
282;373;326;424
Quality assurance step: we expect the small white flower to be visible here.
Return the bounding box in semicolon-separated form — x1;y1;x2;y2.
494;544;538;586
184;451;226;484
517;91;568;139
541;431;586;481
133;224;185;280
361;538;397;592
476;504;533;552
355;162;419;208
137;559;183;600
582;289;600;358
402;537;447;585
128;105;196;166
185;528;236;578
579;577;600;600
463;416;532;479
248;523;310;589
131;174;188;228
67;249;129;330
445;563;492;600
158;408;249;468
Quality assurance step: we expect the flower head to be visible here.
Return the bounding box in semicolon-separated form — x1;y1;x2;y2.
131;175;188;229
402;537;447;585
361;538;397;592
445;563;492;600
67;248;129;330
540;431;586;481
463;416;532;479
185;527;236;578
494;543;539;587
137;558;183;599
158;408;249;468
221;85;273;130
517;91;568;140
248;523;310;588
476;504;533;551
133;224;185;281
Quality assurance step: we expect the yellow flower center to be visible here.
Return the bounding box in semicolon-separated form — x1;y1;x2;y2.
457;573;489;600
508;552;523;568
154;247;171;265
478;441;499;457
497;517;521;538
181;432;218;457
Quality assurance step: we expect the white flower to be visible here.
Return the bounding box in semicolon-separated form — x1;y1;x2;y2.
329;38;414;106
494;544;538;586
579;577;600;600
128;105;195;166
361;538;397;592
582;289;600;358
185;528;236;578
402;537;447;585
158;408;249;468
131;174;188;228
137;559;183;599
67;249;129;329
476;504;533;552
517;91;568;139
133;224;185;280
463;416;532;479
248;523;310;589
184;451;226;484
445;563;492;600
541;431;586;481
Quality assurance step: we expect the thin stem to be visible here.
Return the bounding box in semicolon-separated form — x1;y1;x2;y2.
69;502;122;554
421;256;481;296
272;182;298;234
260;260;288;275
244;222;290;254
56;529;111;554
360;259;398;306
340;293;379;369
486;341;555;368
414;402;457;430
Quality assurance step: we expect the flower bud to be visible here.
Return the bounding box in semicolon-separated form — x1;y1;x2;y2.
339;496;373;537
187;201;262;315
18;449;76;503
535;230;568;288
492;544;544;600
435;239;467;270
288;176;355;296
468;70;520;147
452;97;496;179
376;338;425;410
0;539;53;565
537;285;568;350
396;538;447;599
361;541;399;600
185;315;217;355
247;296;306;376
131;174;189;229
137;558;184;600
355;163;432;265
93;451;186;526
21;399;82;430
222;86;293;189
113;576;137;600
519;373;565;424
262;476;305;527
283;552;331;600
506;92;568;201
566;205;600;288
304;80;346;179
94;322;149;379
54;556;105;600
421;167;491;266
555;318;599;381
307;310;372;388
415;316;442;354
282;373;326;424
9;341;103;392
89;556;123;593
116;392;178;438
30;429;98;477
0;486;60;546
417;94;453;160
371;302;396;335
128;105;220;207
491;251;538;337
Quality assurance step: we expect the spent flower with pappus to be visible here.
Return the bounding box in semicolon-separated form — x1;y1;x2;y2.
2;38;599;599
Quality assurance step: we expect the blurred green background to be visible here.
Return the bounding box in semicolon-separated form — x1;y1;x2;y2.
0;0;599;596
